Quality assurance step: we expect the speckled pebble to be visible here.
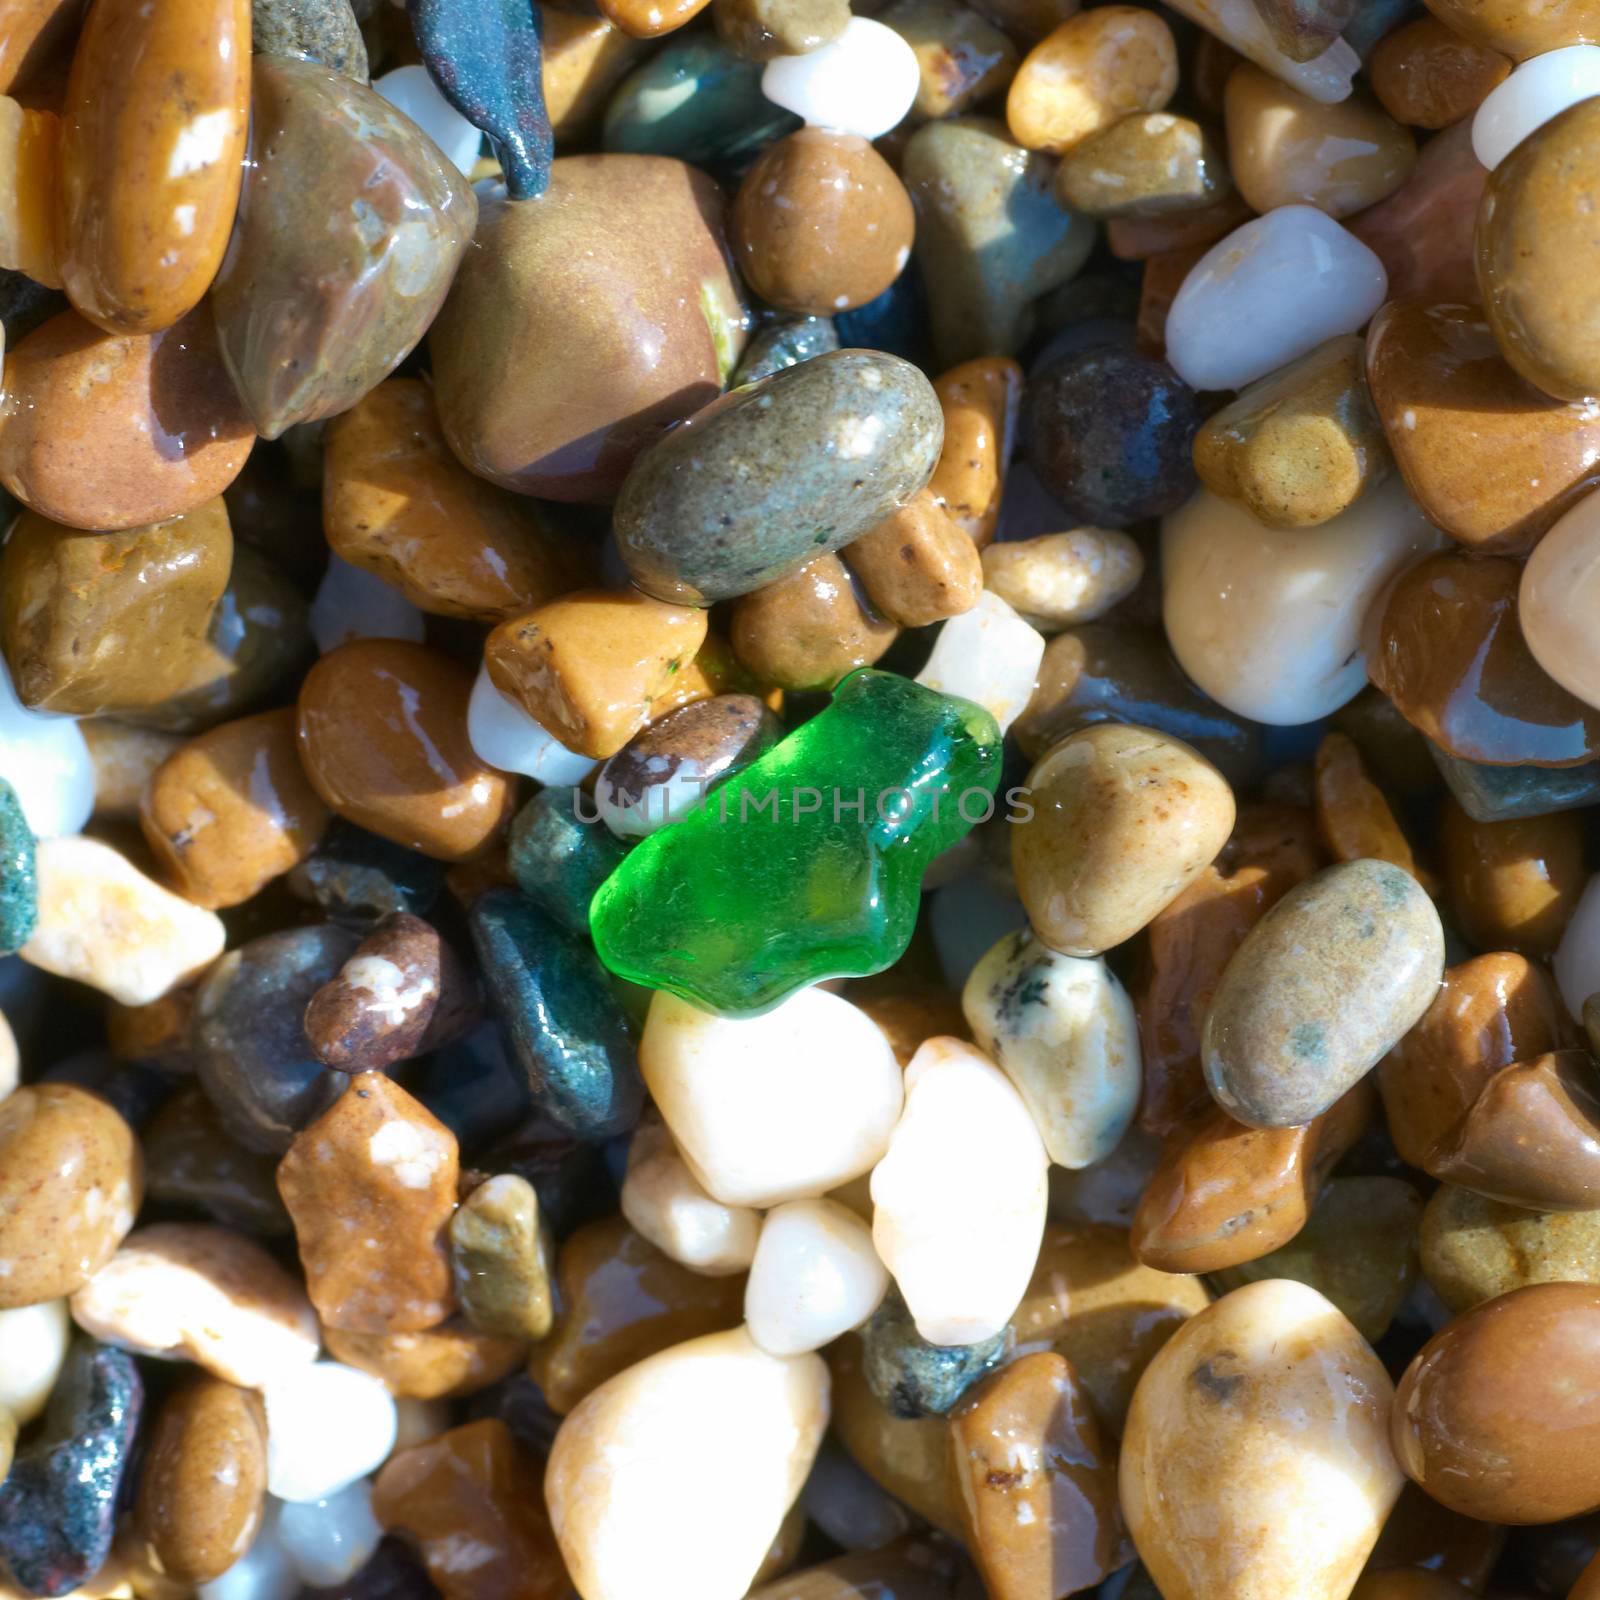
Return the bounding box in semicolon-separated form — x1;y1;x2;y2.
448;1173;553;1343
860;1286;1005;1418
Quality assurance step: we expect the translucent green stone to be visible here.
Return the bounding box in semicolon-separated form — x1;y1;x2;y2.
590;669;1002;1016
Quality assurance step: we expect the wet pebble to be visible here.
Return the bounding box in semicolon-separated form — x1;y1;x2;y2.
1371;13;1509;127
619;1114;761;1276
858;1285;1005;1418
745;1197;888;1356
978;527;1142;631
1439;798;1585;956
881;0;1017;118
1057;111;1229;218
1521;487;1600;712
1420;1183;1600;1311
252;0;368;78
0;1299;70;1426
716;0;849;58
760;18;920;140
142;1087;292;1236
263;1360;398;1504
448;1173;553;1343
322;1318;526;1402
732;555;899;693
912;589;1044;736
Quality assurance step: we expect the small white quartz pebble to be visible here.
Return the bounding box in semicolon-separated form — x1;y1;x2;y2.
198;1502;298;1600
762;18;920;140
1165;206;1388;393
276;1481;384;1587
621;1115;761;1276
0;1298;71;1426
871;1036;1048;1346
546;1325;829;1600
21;835;226;1005
1472;45;1600;169
373;64;483;177
745;1199;889;1356
640;987;904;1209
264;1361;398;1504
309;556;426;654
467;662;597;785
0;656;92;839
1554;873;1600;1019
914;590;1046;737
962;928;1141;1169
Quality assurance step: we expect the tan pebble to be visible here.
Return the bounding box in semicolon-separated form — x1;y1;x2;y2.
448;1173;553;1342
0;1085;141;1308
80;722;186;822
323;1318;527;1401
597;0;712;38
1056;111;1230;218
980;528;1143;630
0;0;81;95
880;0;1019;119
278;1072;458;1334
1415;0;1600;58
541;10;647;140
715;0;850;59
1369;14;1509;127
1441;797;1585;958
1006;6;1178;154
1312;730;1429;887
842;488;983;629
731;554;898;692
928;356;1022;549
1420;1182;1600;1311
620;1115;761;1276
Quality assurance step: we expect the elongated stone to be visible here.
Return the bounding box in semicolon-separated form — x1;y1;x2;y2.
0;776;36;955
507;787;629;937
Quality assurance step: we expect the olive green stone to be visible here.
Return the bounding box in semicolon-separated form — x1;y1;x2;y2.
0;778;37;956
1055;113;1231;219
1421;1183;1600;1313
449;1173;555;1342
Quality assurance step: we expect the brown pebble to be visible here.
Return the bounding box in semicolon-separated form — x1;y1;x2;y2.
1370;14;1509;127
1312;731;1428;887
1106;188;1253;260
843;488;984;628
135;1376;267;1585
714;0;850;58
730;554;898;692
297;639;513;861
1439;798;1585;957
323;1318;527;1401
542;12;647;141
1413;0;1599;58
277;1072;459;1334
107;987;196;1072
928;356;1022;549
880;0;1019;119
142;1087;291;1237
1420;1182;1600;1312
1365;1483;1507;1594
1056;111;1230;219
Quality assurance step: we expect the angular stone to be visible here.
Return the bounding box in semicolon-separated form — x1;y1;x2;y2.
859;1286;1004;1418
1056;111;1229;218
448;1173;554;1342
252;0;369;78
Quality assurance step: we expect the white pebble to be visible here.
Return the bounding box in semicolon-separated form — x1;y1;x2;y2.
1472;45;1600;169
546;1326;829;1600
621;1115;761;1277
373;64;483;177
21;835;226;1006
962;928;1141;1169
263;1361;398;1504
198;1502;299;1600
309;555;426;654
745;1198;889;1356
276;1480;384;1587
0;655;92;839
0;1298;70;1426
914;590;1046;737
596;758;715;840
1165;206;1387;393
871;1036;1048;1346
467;661;598;785
640;987;904;1209
762;18;920;140
1554;873;1600;1019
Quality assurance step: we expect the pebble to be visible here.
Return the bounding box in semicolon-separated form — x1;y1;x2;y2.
1225;64;1416;218
979;528;1141;632
1421;1183;1600;1312
1371;14;1509;127
1475;42;1600;170
70;1222;319;1388
620;1114;761;1275
881;0;1017;119
640;987;903;1208
717;0;849;59
288;818;446;925
901;118;1096;366
546;1326;829;1600
0;778;35;955
1391;1282;1600;1522
371;64;481;182
322;1318;526;1401
1120;1280;1403;1600
745;1198;887;1356
193;925;359;1154
278;1072;458;1334
0;1299;70;1425
1479;98;1600;402
297;640;512;861
1440;798;1585;956
1006;7;1178;154
252;0;368;79
0;307;253;532
1011;722;1236;957
732;555;899;692
1161;477;1442;724
466;666;598;788
308;556;427;655
1159;0;1359;100
322;379;590;624
1522;490;1600;712
1370;550;1600;766
447;1173;552;1342
542;12;648;142
734;314;839;385
1559;875;1600;1016
1057;112;1230;218
912;589;1045;737
430;156;745;504
1420;0;1600;55
1435;742;1600;822
506;786;626;933
0;657;93;840
1248;0;1357;61
135;1376;269;1585
798;1440;914;1552
858;1286;1005;1418
262;1361;398;1504
950;1351;1129;1597
142;1087;291;1237
961;927;1140;1167
275;1480;384;1590
761;17;920;139
870;1036;1048;1345
211;56;476;439
195;1499;297;1600
1164;207;1388;394
1313;731;1428;884
1202;860;1444;1128
929;355;1023;548
0;1342;142;1598
529;1215;747;1413
372;1419;562;1600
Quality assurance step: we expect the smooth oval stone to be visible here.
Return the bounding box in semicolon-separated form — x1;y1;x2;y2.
1478;98;1600;401
193;925;361;1155
1391;1282;1600;1521
1162;478;1443;725
734;314;839;386
760;16;921;140
1440;797;1586;955
1121;1280;1402;1600
745;1196;887;1357
1370;551;1600;766
1421;1182;1600;1311
901;117;1096;367
253;0;368;78
717;0;850;60
1203;859;1444;1128
1372;14;1510;128
211;55;477;439
732;553;899;693
449;1172;553;1341
1421;0;1600;57
59;0;249;335
979;527;1143;631
1056;111;1229;219
1165;206;1388;393
1522;479;1600;710
430;156;745;504
621;1113;759;1277
0;306;253;532
614;349;941;605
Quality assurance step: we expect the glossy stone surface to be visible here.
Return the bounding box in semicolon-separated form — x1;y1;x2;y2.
881;0;1017;118
717;0;849;58
142;1087;291;1236
506;786;628;935
430;156;745;503
1313;730;1427;884
857;1287;1004;1418
606;35;793;161
1420;0;1600;57
929;356;1023;549
323;1318;524;1401
1057;112;1229;218
1248;0;1358;59
1432;740;1600;820
1523;489;1600;713
1162;0;1359;97
979;527;1142;632
732;555;898;693
1371;14;1509;126
1421;1182;1600;1310
1440;797;1585;955
213;55;475;435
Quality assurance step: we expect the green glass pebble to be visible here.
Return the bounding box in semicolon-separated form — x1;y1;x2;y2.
507;787;630;939
862;1287;1007;1419
0;778;37;956
1429;741;1600;822
590;669;1003;1017
732;314;838;386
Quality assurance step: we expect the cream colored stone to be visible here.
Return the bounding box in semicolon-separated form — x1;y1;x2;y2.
621;1114;760;1277
640;988;904;1210
0;1010;14;1104
20;835;225;1005
979;528;1144;632
870;1037;1048;1346
1521;490;1600;713
546;1325;829;1600
913;590;1045;736
744;1199;889;1357
1120;1278;1403;1600
79;721;186;821
0;1298;70;1425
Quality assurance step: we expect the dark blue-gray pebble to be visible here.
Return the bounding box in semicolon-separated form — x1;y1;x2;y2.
733;314;839;387
1431;742;1600;822
507;787;629;939
861;1288;1008;1419
288;819;446;924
